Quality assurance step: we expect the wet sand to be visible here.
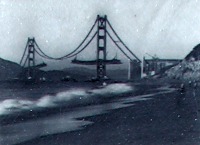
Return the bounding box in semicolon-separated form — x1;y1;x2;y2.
15;84;200;145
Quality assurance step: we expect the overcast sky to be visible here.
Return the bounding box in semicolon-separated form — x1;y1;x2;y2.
0;0;200;69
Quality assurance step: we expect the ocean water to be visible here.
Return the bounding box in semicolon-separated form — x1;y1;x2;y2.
0;82;175;145
0;83;134;116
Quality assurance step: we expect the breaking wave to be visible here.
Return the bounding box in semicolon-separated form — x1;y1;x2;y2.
0;83;133;116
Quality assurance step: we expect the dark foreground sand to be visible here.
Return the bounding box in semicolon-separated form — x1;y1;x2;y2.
15;83;200;145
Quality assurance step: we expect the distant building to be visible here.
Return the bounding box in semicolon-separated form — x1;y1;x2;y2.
143;58;181;76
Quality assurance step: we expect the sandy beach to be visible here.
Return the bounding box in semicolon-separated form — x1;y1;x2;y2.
7;81;199;145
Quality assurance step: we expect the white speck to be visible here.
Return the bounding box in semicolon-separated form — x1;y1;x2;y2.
46;40;48;43
115;9;119;13
86;15;90;19
184;35;187;39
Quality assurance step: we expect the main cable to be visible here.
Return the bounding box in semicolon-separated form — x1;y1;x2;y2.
63;31;97;58
106;20;141;62
34;31;97;60
106;30;133;60
34;48;52;59
34;18;98;60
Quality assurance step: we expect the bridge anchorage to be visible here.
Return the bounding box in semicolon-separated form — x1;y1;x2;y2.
20;15;141;81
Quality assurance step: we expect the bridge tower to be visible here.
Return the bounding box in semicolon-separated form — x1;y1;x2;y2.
27;37;36;79
96;15;107;79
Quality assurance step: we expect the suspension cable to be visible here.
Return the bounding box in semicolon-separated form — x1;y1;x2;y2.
34;48;52;59
106;30;133;61
34;31;97;60
106;20;141;62
20;18;140;64
19;40;29;65
63;31;97;58
34;18;98;60
34;42;57;60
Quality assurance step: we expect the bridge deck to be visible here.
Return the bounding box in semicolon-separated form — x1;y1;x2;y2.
71;59;122;65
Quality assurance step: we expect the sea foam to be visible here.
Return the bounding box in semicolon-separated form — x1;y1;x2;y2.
0;83;133;116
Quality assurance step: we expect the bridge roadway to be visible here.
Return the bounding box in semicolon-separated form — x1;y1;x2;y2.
72;58;122;65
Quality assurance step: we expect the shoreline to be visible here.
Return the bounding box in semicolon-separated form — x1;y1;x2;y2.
11;80;200;145
15;87;200;145
0;81;169;126
2;78;198;145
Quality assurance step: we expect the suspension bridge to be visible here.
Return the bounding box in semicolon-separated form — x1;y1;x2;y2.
19;15;141;81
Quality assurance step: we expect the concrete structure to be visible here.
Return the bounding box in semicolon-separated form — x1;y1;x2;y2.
128;60;141;80
143;58;181;76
